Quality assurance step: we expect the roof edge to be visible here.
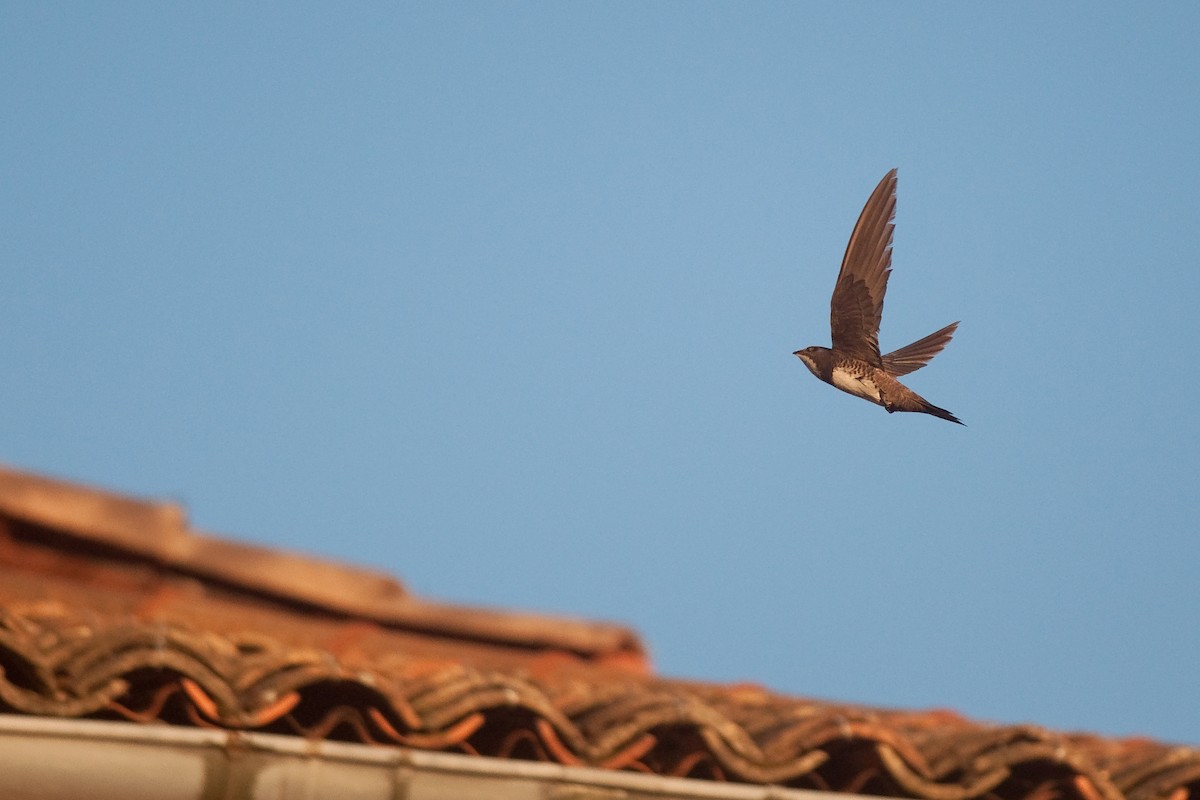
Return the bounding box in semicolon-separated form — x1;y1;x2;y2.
0;463;188;558
0;714;843;800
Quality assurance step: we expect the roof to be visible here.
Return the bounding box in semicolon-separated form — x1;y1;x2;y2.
0;463;1196;800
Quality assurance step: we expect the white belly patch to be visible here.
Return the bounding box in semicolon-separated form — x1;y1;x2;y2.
830;369;883;404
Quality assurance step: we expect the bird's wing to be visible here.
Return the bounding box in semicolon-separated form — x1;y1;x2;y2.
829;169;896;367
882;321;959;376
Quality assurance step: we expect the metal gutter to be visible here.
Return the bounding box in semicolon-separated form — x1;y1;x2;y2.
0;714;853;800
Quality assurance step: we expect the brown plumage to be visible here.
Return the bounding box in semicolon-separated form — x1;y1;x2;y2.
793;169;963;424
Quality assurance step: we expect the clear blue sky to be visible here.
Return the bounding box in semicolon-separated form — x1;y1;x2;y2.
3;4;1197;744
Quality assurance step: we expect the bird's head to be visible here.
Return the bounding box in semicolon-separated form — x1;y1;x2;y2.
792;346;825;376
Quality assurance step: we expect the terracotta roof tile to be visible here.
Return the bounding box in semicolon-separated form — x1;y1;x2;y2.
0;463;1195;800
0;463;644;663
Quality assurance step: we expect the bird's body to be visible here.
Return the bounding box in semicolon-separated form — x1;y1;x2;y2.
794;346;961;424
793;169;962;424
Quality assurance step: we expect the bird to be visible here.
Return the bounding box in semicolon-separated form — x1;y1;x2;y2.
792;169;963;424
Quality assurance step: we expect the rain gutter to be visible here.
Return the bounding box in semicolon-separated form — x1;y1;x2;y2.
0;714;852;800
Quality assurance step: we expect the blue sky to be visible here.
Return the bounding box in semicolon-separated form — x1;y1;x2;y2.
3;4;1198;744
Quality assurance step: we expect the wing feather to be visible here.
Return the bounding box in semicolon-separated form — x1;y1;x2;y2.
829;169;896;366
881;321;959;376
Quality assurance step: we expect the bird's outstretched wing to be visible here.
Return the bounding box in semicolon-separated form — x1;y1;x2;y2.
829;169;896;367
882;321;959;376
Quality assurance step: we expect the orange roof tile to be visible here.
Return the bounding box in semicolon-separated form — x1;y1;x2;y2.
0;463;1196;800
